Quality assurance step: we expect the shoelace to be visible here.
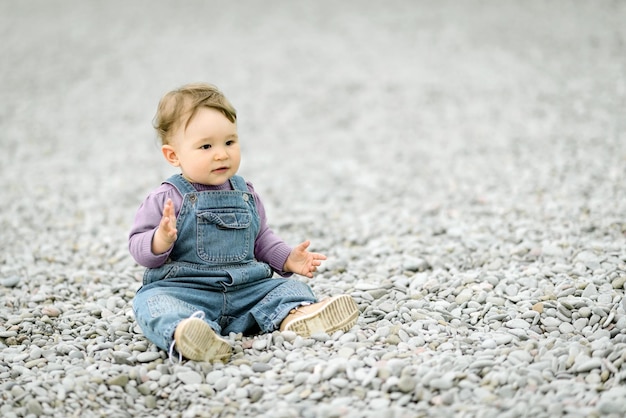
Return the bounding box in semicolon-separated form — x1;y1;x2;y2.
168;311;206;364
168;340;181;364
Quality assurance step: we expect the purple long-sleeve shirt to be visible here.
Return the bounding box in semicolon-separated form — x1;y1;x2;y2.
128;179;292;276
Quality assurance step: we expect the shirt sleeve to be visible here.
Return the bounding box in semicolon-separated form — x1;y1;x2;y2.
128;184;183;268
248;182;293;277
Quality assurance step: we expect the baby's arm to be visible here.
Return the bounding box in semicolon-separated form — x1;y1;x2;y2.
283;240;327;278
151;198;178;254
129;185;182;268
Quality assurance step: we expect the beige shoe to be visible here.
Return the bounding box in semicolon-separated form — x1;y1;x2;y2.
279;295;359;337
171;312;231;363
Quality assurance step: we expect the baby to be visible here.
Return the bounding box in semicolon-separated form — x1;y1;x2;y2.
129;83;359;362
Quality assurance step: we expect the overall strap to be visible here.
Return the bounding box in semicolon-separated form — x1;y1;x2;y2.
164;174;197;196
229;175;249;193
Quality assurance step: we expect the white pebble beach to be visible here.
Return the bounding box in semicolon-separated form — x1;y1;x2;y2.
1;1;625;417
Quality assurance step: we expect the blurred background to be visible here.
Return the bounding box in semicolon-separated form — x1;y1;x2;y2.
1;0;624;274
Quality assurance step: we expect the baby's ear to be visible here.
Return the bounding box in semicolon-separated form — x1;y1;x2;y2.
161;145;180;167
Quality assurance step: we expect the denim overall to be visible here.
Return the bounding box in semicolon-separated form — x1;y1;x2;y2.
133;174;316;351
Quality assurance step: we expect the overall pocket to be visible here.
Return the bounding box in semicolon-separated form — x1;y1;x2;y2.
196;209;251;263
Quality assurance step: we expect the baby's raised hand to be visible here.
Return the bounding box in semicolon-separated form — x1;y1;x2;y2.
152;198;178;254
284;240;327;278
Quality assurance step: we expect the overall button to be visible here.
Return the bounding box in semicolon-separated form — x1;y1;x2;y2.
242;194;249;202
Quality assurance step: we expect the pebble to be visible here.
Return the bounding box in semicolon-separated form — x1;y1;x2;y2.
26;399;44;416
252;338;268;350
137;352;162;363
429;376;455;390
481;339;497;349
0;276;21;288
505;319;530;329
252;363;272;373
559;322;575;334
177;370;203;385
575;358;603;373
41;305;61;317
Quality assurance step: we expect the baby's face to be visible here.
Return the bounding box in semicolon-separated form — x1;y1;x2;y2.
167;107;241;185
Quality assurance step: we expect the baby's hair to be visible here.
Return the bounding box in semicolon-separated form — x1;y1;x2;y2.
153;83;237;145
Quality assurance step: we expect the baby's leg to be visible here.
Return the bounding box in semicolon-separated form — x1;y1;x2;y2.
241;278;359;337
133;284;222;352
222;278;317;335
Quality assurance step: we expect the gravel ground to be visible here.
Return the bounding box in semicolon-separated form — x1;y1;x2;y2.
1;1;626;417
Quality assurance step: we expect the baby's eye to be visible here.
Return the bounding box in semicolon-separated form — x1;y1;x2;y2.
226;139;236;146
200;144;212;150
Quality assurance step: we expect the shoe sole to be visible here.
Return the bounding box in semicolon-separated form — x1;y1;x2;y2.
283;295;359;337
175;318;232;363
